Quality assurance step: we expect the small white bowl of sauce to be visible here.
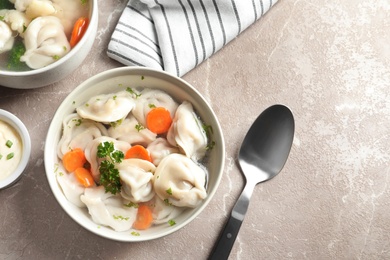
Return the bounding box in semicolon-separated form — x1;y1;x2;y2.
0;109;31;189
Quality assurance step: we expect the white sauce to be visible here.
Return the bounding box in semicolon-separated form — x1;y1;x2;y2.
0;120;22;181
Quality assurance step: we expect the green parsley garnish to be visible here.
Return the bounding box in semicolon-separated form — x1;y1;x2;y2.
168;219;176;226
163;199;172;206
72;118;82;126
148;103;156;109
203;124;215;150
141;75;145;80
166;188;172;195
5;140;13;148
0;154;2;160
135;123;145;132
131;231;140;236
113;215;129;221
52;55;60;60
126;87;141;98
110;119;123;128
6;152;14;160
98;141;124;194
124;202;139;208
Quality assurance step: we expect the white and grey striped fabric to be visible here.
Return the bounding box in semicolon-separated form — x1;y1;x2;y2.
107;0;278;77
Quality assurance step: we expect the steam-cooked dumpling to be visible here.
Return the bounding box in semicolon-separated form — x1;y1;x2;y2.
153;153;207;208
12;0;33;12
77;91;135;123
132;89;178;126
147;137;179;166
57;113;108;159
167;101;208;161
0;9;31;36
118;159;156;203
85;136;131;182
56;166;87;207
80;186;138;232
108;115;156;146
25;0;56;19
20;16;70;69
151;196;184;225
52;0;89;36
0;21;14;54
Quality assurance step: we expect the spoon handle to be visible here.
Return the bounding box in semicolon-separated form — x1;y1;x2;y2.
208;182;255;260
208;213;243;260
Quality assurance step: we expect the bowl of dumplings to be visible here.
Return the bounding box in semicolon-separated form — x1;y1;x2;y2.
44;67;225;241
0;0;98;89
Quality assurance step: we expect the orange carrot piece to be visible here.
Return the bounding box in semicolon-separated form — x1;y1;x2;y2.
125;145;152;162
133;204;153;230
62;148;86;173
74;167;95;187
146;107;172;134
69;17;88;48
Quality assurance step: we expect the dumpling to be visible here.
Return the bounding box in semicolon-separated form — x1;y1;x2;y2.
108;115;156;146
153;153;207;208
13;0;33;12
80;186;138;232
132;89;178;126
0;9;31;36
167;101;208;161
147;137;179;166
84;136;131;182
25;0;56;19
57;113;108;159
77;91;135;123
118;159;156;203
56;165;87;207
20;16;70;69
150;196;184;225
0;21;14;54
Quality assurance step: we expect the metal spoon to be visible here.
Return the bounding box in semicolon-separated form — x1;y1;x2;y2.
208;104;295;260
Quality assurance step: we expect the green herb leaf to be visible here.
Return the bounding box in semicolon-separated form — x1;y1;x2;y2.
131;231;140;236
168;219;176;226
166;187;172;195
6;140;13;148
98;142;124;194
135;123;145;132
6;152;14;160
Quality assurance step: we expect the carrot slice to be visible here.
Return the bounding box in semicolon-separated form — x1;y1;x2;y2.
69;17;88;48
74;167;94;187
125;145;152;162
133;204;153;230
146;107;172;134
62;148;86;173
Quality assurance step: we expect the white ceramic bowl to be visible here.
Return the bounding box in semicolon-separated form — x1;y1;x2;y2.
0;0;98;89
0;109;31;189
44;67;225;241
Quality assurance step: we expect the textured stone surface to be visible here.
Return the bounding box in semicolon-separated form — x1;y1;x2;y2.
1;0;390;259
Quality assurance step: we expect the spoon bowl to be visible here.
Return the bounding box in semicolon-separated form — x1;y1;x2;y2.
209;104;295;259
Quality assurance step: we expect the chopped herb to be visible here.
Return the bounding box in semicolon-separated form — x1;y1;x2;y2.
124;202;139;208
72;101;76;105
113;95;117;100
126;87;141;98
0;154;2;160
63;46;67;51
98;141;124;194
203;124;215;150
135;123;145;132
22;25;27;33
163;199;172;206
7;41;28;71
141;75;145;80
168;219;176;226
6;153;14;160
72;118;82;126
110;119;123;128
52;55;60;60
166;188;172;195
113;215;129;221
148;103;156;109
131;231;140;236
5;140;13;148
85;103;89;107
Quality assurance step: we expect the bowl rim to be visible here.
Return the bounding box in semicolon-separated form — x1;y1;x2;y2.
0;109;31;189
0;0;98;77
44;66;226;242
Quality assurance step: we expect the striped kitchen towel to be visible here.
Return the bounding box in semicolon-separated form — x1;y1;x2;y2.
107;0;278;77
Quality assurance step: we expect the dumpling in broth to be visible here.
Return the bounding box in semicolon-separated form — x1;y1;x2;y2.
118;159;156;203
80;186;137;232
151;196;184;225
0;9;31;36
77;91;135;124
0;21;14;54
108;115;156;146
153;153;207;208
57;113;108;159
20;16;70;69
132;89;178;126
147;137;179;166
167;101;208;161
56;166;87;207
